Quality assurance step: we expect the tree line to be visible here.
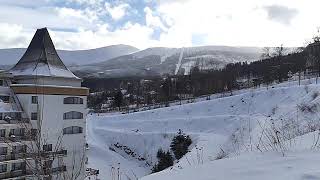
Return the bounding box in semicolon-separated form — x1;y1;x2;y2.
83;43;320;111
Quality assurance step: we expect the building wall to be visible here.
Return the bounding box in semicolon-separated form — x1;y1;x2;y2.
15;84;87;180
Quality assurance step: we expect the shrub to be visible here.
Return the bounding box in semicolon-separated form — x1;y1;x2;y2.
298;103;317;113
152;149;174;173
170;129;192;160
215;148;228;160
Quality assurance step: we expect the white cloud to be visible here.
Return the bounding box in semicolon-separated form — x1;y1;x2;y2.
144;7;167;31
263;5;298;25
56;7;99;23
66;0;103;6
50;23;159;50
154;0;320;47
0;23;31;48
0;5;101;31
105;2;130;21
1;0;320;50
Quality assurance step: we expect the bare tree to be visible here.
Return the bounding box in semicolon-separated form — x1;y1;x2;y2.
261;47;272;59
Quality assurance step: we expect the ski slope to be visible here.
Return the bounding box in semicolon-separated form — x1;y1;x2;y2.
87;79;320;180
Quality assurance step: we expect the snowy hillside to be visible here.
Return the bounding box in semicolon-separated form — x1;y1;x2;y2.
87;78;320;180
78;46;261;78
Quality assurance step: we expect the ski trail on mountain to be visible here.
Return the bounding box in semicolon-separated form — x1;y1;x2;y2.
175;48;184;75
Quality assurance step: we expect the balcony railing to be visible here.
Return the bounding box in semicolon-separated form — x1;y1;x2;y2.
2;118;30;124
0;135;36;142
43;166;67;175
0;112;30;124
0;150;67;162
0;169;31;179
0;166;67;179
0;153;30;162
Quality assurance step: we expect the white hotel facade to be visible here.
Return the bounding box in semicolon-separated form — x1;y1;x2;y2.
0;28;88;179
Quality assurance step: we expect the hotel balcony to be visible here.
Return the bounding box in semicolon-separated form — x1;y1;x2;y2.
0;135;36;143
0;112;30;124
0;150;67;162
0;165;67;179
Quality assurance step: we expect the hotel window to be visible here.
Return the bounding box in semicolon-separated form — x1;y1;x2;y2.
0;147;7;155
31;96;38;104
0;129;5;137
0;164;7;173
0;80;3;86
63;126;83;135
63;97;83;104
11;162;25;171
43;144;52;152
31;112;38;120
10;128;25;136
63;111;83;120
12;145;26;153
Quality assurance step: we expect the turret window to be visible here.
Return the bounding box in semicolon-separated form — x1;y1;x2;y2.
31;112;38;120
31;96;38;104
63;111;83;120
64;97;83;104
63;126;83;135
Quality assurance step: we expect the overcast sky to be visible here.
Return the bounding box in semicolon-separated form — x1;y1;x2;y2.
0;0;319;50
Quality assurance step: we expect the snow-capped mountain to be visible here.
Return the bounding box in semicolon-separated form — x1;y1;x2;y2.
0;45;262;78
0;44;139;66
74;46;261;78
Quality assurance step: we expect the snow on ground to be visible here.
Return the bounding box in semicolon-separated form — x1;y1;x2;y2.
87;78;320;180
142;150;320;180
175;48;184;75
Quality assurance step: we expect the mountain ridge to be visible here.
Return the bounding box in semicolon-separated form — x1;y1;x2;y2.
73;45;262;78
0;44;139;66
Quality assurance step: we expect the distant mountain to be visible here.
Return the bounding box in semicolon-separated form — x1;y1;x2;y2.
0;44;139;66
0;45;262;78
72;46;262;78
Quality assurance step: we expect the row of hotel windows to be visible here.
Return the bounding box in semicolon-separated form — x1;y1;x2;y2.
0;96;84;105
0;144;54;156
0;145;26;155
0;128;25;137
30;111;83;120
31;96;84;104
0;126;83;137
0;146;26;157
0;162;25;173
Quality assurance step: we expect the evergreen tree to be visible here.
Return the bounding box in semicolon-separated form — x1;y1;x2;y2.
170;129;192;160
152;149;174;173
114;90;123;109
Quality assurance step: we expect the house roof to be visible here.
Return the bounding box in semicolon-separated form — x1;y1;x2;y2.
9;28;79;79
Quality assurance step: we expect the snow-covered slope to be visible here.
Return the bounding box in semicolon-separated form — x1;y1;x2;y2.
87;79;320;180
